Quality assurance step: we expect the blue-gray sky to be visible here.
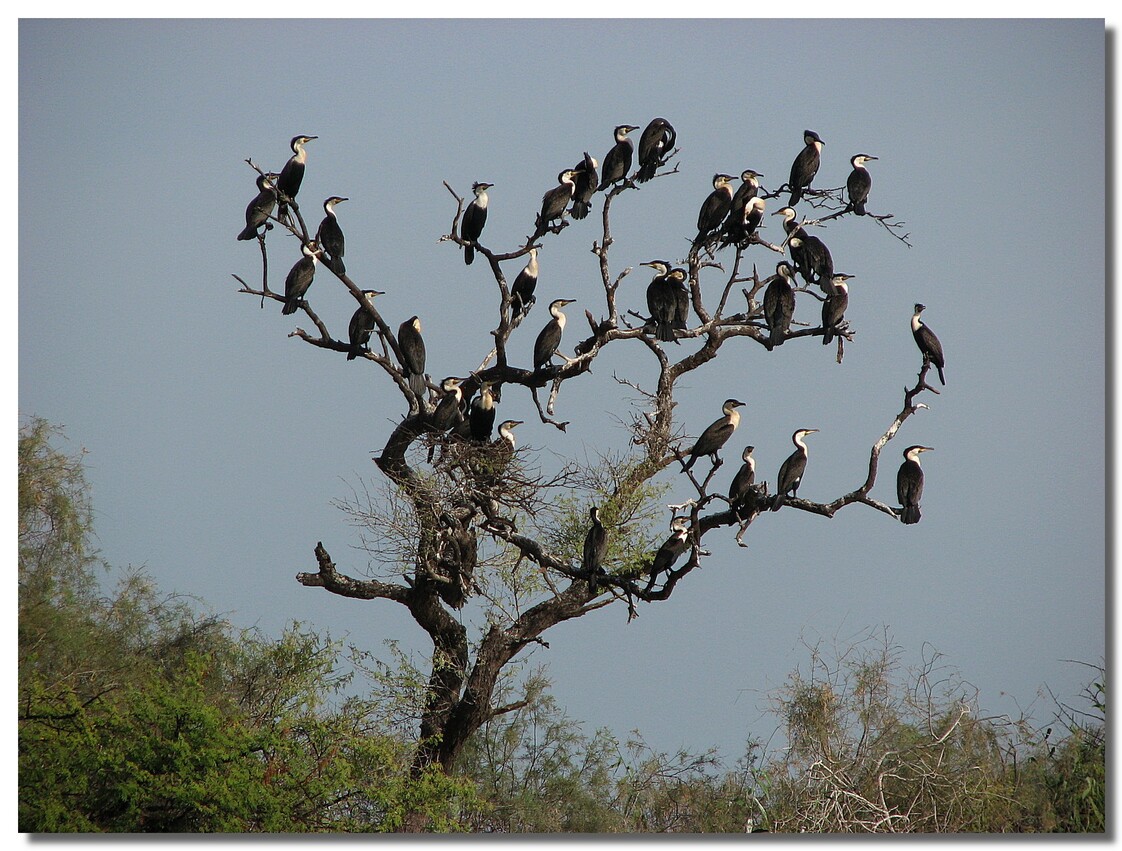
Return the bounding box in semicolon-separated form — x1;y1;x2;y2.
17;18;1107;766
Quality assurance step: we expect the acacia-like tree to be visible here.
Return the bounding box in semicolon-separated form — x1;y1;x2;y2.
233;121;940;831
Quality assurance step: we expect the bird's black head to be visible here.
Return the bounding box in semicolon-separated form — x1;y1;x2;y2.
741;169;763;180
472;181;493;193
804;130;823;145
915;303;926;314
291;135;317;150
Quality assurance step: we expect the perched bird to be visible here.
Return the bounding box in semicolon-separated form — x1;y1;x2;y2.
897;445;934;524
726;196;766;248
763;262;797;349
730;168;763;215
728;445;757;514
583;505;609;592
570;152;599;220
693;173;736;251
461;181;492;265
599;124;639;190
534;170;578;238
346;289;385;360
773;206;810;274
772;428;819;510
643;260;679;343
430;377;464;430
649;516;690;582
510;248;539;325
533;298;576;371
468;381;497;441
788;233;833;288
668;267;690;335
281;241;321;315
911;303;946;385
276;135;317;222
636;117;677;183
315;196;348;275
787;129;824;206
237;173;277;241
491;418;523;477
845;154;878;216
398;316;428;397
684;398;745;472
821;274;855;345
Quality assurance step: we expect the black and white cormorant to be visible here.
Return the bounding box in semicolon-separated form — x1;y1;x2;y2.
911;303;946;385
897;444;933;525
570;152;599;220
469;382;497;441
533;298;576;371
237;173;277;241
599;124;639;190
787;130;824;206
845;154;877;216
668;267;690;336
728;445;756;511
281;241;322;315
461;181;492;265
684;398;745;471
642;260;679;343
649;516;690;581
772;428;819;510
346;289;385;360
636;118;676;183
821;274;854;345
534;170;578;238
772;205;809;271
583;505;609;592
725;196;766;249
398;316;428;397
276;135;317;222
510;248;539;325
720;169;764;247
431;377;464;430
491;418;523;475
693;173;736;251
315;196;348;275
763;262;797;349
788;234;833;288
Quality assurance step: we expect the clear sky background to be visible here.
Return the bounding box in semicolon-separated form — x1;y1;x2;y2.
17;18;1107;766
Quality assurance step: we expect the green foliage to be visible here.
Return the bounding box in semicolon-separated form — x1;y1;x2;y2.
18;419;477;833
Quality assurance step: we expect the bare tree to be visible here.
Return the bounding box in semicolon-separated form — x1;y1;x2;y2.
232;121;940;831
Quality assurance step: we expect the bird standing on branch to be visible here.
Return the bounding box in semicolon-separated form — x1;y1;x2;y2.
911;303;946;385
636;117;676;183
772;428;819;510
599;124;639;190
897;445;934;524
461;181;492;265
347;290;385;360
315;196;348;275
684;398;745;471
281;241;322;315
276;134;317;222
787;129;824;206
237;173;277;241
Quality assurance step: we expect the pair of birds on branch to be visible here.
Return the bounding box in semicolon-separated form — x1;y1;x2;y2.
785;129;878;216
761;261;855;350
459;117;678;264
